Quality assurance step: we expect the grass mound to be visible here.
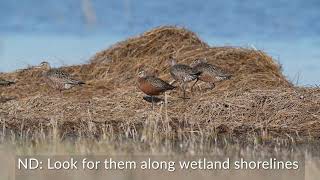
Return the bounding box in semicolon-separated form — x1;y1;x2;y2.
88;26;291;91
91;26;209;61
0;26;318;144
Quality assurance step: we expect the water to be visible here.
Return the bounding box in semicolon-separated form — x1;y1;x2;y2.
0;0;319;85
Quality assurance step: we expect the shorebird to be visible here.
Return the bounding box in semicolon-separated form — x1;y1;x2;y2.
137;70;175;109
37;61;85;92
190;59;231;90
0;78;15;86
0;96;16;103
168;58;201;99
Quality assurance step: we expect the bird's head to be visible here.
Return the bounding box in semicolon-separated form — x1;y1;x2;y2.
167;58;177;66
190;58;207;67
137;70;147;78
37;61;51;70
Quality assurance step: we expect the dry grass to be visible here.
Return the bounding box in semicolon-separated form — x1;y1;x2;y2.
0;26;319;146
1;136;319;180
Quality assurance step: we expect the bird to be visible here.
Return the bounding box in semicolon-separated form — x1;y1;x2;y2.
190;59;231;90
0;78;15;86
137;70;175;109
168;58;201;99
0;96;16;103
37;61;85;92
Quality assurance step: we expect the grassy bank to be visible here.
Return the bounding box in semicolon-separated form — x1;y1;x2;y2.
0;26;319;143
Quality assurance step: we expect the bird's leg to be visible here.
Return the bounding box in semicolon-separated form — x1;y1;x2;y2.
164;92;168;122
178;83;188;100
151;96;154;110
190;78;199;93
177;83;182;96
182;83;187;100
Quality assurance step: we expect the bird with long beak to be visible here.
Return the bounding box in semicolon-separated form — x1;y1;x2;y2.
0;78;15;86
190;59;231;90
137;70;175;109
37;61;85;92
168;58;201;99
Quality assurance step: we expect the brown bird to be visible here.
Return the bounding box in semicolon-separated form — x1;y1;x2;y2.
0;78;15;86
137;70;175;109
168;58;201;99
190;59;231;90
37;61;85;92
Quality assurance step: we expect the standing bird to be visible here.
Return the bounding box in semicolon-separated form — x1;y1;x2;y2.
137;70;175;109
37;61;85;92
0;78;15;86
168;59;201;99
190;59;231;90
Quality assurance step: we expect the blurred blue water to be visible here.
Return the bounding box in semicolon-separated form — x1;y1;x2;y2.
0;0;319;85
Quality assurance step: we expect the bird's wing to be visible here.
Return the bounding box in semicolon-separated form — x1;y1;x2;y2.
206;64;231;79
0;79;14;85
47;69;84;84
148;77;175;90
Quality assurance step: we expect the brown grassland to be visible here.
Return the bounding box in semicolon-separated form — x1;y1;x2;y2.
0;26;319;152
0;25;320;180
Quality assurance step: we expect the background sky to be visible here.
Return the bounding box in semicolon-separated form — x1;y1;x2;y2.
0;0;319;85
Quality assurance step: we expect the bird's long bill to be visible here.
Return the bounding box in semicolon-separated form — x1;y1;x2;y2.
78;81;85;85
